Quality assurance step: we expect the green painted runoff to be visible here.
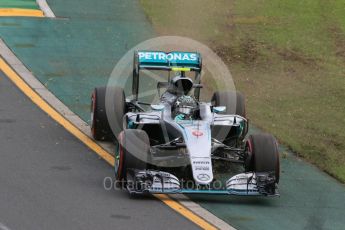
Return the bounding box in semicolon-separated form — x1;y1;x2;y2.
0;0;39;9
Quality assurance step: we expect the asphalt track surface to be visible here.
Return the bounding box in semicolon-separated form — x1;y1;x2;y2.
0;71;199;230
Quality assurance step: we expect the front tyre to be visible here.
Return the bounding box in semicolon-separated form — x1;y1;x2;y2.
115;129;150;184
245;133;280;183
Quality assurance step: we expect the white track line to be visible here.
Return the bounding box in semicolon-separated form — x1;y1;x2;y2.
36;0;55;18
0;39;235;230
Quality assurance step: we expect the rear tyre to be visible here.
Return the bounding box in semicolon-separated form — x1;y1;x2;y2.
211;91;247;145
245;133;280;183
211;91;246;117
91;86;125;141
91;87;113;141
106;86;126;138
115;129;150;185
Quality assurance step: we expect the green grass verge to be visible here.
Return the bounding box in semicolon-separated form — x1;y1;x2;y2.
0;0;39;10
140;0;345;182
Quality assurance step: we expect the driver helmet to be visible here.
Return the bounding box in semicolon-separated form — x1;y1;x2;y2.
167;74;194;95
173;95;198;120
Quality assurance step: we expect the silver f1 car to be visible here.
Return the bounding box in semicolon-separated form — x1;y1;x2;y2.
91;51;280;196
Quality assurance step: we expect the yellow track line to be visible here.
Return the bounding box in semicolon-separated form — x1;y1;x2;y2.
0;58;217;230
0;8;44;17
155;194;217;229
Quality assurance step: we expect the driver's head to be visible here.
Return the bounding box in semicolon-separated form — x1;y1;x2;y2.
167;75;193;95
173;95;198;119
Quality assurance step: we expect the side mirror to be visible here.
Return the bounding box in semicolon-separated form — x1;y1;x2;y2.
151;104;165;111
213;106;226;113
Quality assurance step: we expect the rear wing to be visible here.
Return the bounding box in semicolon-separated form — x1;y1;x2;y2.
132;51;202;101
135;51;202;72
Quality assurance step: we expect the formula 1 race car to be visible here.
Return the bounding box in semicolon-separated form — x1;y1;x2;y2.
91;51;280;196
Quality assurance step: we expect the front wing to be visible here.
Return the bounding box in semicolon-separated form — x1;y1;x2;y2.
125;170;279;196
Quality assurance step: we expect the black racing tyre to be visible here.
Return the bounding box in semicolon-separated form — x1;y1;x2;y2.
211;91;246;118
105;86;126;138
91;87;112;141
245;133;280;183
115;129;150;183
91;86;125;141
